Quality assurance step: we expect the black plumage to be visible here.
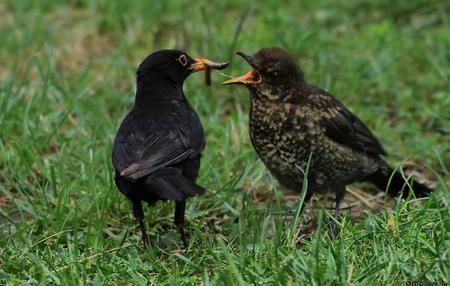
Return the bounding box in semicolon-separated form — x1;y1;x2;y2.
224;47;432;228
112;50;228;246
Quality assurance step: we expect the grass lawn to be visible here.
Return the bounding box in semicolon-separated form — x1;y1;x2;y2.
0;0;449;284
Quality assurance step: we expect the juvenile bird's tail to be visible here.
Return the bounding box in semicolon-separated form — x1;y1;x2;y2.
144;167;205;201
367;165;432;198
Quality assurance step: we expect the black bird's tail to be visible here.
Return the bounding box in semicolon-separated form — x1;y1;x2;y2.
144;167;205;201
367;165;432;198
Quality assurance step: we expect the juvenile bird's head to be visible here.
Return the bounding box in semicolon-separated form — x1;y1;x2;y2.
223;47;305;101
136;50;228;95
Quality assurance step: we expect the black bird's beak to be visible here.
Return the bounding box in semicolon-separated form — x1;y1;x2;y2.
189;58;229;86
189;58;229;72
223;52;262;85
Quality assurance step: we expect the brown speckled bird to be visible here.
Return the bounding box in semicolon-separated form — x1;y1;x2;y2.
224;47;432;226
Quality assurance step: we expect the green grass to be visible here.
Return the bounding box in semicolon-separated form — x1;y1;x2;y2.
1;0;449;284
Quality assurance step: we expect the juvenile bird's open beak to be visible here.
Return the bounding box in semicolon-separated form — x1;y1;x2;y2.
189;58;229;71
223;52;262;85
222;69;261;85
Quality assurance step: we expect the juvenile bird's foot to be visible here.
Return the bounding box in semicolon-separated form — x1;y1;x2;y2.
331;223;339;238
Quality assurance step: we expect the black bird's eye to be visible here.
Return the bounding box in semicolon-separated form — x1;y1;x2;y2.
178;55;188;66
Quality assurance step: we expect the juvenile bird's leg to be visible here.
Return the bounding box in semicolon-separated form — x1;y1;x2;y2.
292;191;313;237
332;187;346;237
174;200;188;248
132;200;149;246
298;191;313;218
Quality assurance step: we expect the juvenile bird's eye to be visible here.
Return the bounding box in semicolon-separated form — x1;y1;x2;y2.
178;55;188;66
266;70;278;78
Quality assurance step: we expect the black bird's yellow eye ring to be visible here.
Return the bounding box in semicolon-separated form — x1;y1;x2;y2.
178;55;188;66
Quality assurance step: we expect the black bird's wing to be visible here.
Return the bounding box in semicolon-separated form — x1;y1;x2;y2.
114;130;197;181
112;108;204;181
308;91;386;157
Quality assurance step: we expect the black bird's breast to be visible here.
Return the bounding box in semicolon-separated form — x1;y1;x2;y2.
112;99;205;179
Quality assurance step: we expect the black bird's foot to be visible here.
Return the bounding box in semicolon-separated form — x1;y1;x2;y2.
176;225;188;248
132;201;149;247
142;232;150;247
175;200;188;248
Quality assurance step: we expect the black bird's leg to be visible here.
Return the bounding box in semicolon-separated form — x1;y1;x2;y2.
132;200;149;246
332;187;346;236
174;200;188;248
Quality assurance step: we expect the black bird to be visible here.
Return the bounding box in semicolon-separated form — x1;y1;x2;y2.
224;47;432;228
112;50;228;246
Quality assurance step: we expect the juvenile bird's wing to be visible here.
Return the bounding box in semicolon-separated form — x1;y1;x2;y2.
112;112;204;181
308;92;386;157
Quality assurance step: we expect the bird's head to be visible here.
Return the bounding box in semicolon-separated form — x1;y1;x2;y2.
137;50;228;86
223;47;304;101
